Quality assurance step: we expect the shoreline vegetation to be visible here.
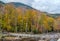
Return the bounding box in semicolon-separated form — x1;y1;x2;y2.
0;4;60;34
0;1;60;34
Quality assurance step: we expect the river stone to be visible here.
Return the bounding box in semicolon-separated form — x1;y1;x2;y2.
50;38;57;41
38;40;46;41
57;38;60;41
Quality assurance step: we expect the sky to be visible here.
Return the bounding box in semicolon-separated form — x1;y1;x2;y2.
1;0;34;5
32;0;60;14
1;0;60;14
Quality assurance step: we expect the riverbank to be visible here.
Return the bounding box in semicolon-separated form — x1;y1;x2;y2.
0;32;60;41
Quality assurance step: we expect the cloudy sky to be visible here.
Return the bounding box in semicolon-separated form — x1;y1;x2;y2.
1;0;34;5
1;0;60;14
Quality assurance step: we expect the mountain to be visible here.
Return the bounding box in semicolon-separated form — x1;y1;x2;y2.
0;1;34;9
7;2;33;9
0;1;42;17
47;14;60;18
0;1;5;8
0;1;5;4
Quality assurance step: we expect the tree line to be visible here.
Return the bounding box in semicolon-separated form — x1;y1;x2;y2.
0;4;60;34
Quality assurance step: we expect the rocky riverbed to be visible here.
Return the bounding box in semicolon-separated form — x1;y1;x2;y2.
0;37;59;41
0;33;60;41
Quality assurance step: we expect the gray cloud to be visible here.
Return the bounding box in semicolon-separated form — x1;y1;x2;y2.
32;0;60;13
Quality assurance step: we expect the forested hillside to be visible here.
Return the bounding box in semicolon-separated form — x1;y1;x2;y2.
0;1;60;34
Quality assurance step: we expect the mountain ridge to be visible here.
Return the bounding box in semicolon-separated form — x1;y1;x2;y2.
0;1;5;4
7;2;33;9
0;1;60;18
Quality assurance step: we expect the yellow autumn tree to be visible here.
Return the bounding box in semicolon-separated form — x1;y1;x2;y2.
39;13;54;33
